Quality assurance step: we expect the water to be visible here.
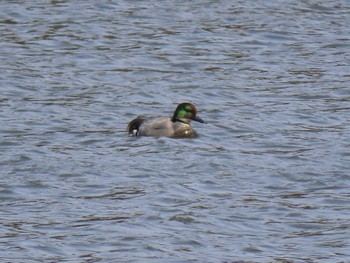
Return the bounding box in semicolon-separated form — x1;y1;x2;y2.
1;0;350;262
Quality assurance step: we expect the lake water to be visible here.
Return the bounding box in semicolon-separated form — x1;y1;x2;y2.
1;1;350;262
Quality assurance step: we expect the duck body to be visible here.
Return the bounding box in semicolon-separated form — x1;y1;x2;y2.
127;103;205;138
128;116;197;138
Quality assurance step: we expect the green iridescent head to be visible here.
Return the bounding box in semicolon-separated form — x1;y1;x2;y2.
172;102;205;124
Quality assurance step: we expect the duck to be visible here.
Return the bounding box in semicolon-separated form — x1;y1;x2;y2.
127;102;205;138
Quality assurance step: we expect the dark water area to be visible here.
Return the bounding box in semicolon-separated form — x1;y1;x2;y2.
1;1;350;262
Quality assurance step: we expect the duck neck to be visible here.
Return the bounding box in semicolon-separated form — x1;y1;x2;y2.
172;117;190;124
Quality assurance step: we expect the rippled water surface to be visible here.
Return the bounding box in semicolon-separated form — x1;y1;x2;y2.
1;1;350;262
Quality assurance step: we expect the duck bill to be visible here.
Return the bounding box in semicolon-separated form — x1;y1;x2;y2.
193;116;206;123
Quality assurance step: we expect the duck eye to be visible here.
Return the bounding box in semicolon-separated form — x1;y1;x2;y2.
185;105;191;111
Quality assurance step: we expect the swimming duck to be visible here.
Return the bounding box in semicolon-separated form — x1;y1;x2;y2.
127;102;205;138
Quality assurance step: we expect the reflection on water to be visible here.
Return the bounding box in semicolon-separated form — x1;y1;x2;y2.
1;0;350;262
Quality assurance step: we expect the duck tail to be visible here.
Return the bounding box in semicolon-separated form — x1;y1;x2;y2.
127;117;144;136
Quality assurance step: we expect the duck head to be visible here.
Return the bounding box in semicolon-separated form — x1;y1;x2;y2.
171;102;205;124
